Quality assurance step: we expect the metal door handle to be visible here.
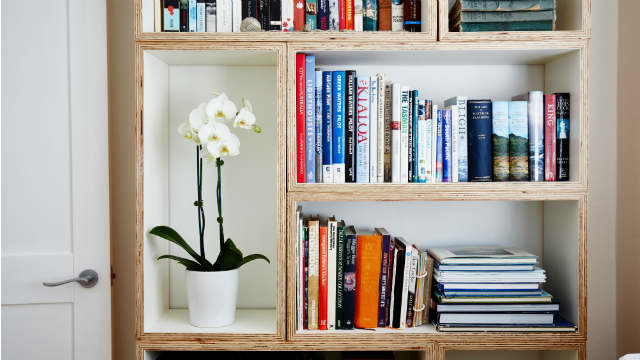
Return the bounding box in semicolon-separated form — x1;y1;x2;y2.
43;269;99;288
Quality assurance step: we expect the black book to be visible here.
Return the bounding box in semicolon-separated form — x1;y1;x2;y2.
243;0;259;19
391;238;407;328
258;0;270;30
345;70;357;183
467;100;493;182
555;93;570;181
343;226;357;329
269;0;282;30
179;0;189;31
407;91;414;182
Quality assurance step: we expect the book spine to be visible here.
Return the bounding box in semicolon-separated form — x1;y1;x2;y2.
435;110;443;182
407;91;414;182
423;101;433;182
460;0;556;11
344;71;357;183
306;0;318;29
269;0;282;29
308;221;319;329
329;0;340;30
322;72;334;183
467;100;493;182
544;94;557;181
377;234;391;327
332;71;346;183
317;0;329;29
341;0;349;29
327;221;337;329
363;0;378;30
243;0;259;18
356;77;370;183
189;0;198;31
296;212;303;329
233;0;242;31
416;102;427;182
204;0;216;32
354;235;382;329
430;104;438;182
369;77;378;183
305;55;316;183
155;0;162;32
180;0;189;32
399;245;412;328
459;20;554;32
336;225;345;329
492;101;510;181
319;225;328;330
303;226;309;329
457;98;469;182
391;83;402;183
528;91;545;182
450;105;459;182
294;0;305;30
556;93;570;181
442;109;452;182
296;54;306;183
378;0;391;30
163;0;181;31
343;233;357;329
384;238;395;326
402;0;420;31
282;0;295;30
315;71;323;182
460;9;555;22
391;246;405;328
383;83;393;182
508;101;529;181
399;87;410;183
377;74;386;182
220;0;233;31
405;249;418;327
354;0;364;31
391;0;404;31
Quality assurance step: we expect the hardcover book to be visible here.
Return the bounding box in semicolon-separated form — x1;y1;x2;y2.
544;94;557;181
306;0;318;29
363;0;378;30
345;70;357;183
442;109;452;182
399;87;410;183
423;100;434;182
417;100;428;183
467;100;493;182
514;91;544;181
435;110;443;182
243;0;259;19
180;0;189;32
205;0;216;32
305;55;316;183
188;0;197;31
356;77;370;183
492;101;510;181
391;0;404;31
343;226;357;329
269;0;282;29
457;21;554;32
163;0;181;31
411;90;420;182
354;0;364;31
376;74;386;183
369;76;378;183
231;0;241;31
378;0;392;30
444;96;468;181
402;0;420;31
508;100;529;181
457;0;556;11
391;238;407;328
282;0;295;31
296;208;303;329
319;220;328;330
322;72;334;183
327;217;338;329
218;0;233;31
405;247;418;327
329;0;340;30
317;0;329;29
391;83;402;183
303;221;309;328
354;232;382;328
385;235;395;326
307;217;320;329
429;246;538;265
294;0;305;30
555;93;570;181
296;54;306;183
460;10;555;22
332;71;346;183
383;82;393;182
407;91;414;182
399;240;413;328
315;71;323;182
430;104;439;182
342;0;351;29
336;221;346;329
449;104;459;182
375;228;392;327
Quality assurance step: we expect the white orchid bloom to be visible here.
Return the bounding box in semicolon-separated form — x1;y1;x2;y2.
233;107;257;130
206;93;238;121
177;122;193;140
188;103;208;132
207;132;240;158
198;121;232;146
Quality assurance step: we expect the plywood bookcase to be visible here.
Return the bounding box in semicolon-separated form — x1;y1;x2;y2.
133;1;591;359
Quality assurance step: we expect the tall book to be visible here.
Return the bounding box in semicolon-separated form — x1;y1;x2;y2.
296;207;303;329
354;0;364;31
508;101;529;181
303;220;309;329
204;0;216;32
307;217;320;329
343;226;357;329
305;55;316;183
332;71;346;183
467;100;493;182
345;71;357;183
318;220;328;330
391;238;407;328
342;0;350;29
329;0;340;30
217;0;233;31
317;0;329;29
378;0;392;30
414;251;433;326
399;87;410;183
294;0;305;30
180;0;189;32
335;221;346;329
232;0;241;31
399;241;413;328
492;101;510;182
156;0;163;32
356;77;370;183
163;0;181;31
442;109;452;182
327;217;338;330
363;0;378;30
322;72;334;183
306;0;318;29
514;91;544;181
315;71;323;182
391;83;402;183
391;0;404;31
544;94;557;181
369;77;378;183
375;228;392;327
376;74;386;183
407;90;417;182
354;232;382;328
296;54;306;183
383;82;393;182
430;104;438;183
435;110;443;182
417;100;428;183
402;0;420;31
269;0;282;30
384;234;395;326
555;93;570;181
405;247;418;327
188;0;197;31
449;104;459;182
282;0;294;31
444;97;468;182
421;101;434;182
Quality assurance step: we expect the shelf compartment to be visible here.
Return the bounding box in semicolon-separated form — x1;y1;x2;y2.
136;0;437;42
286;195;586;347
438;0;591;42
437;343;584;360
287;41;588;192
142;349;431;360
135;43;287;344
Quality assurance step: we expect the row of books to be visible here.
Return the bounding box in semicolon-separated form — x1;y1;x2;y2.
295;209;434;330
296;53;571;184
449;0;557;32
430;246;575;332
158;0;426;32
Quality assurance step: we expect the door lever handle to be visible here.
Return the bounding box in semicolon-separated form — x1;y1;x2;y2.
43;269;99;288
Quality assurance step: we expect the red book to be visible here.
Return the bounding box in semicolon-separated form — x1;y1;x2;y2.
319;223;329;330
294;0;305;30
296;54;306;183
544;94;557;181
340;0;347;30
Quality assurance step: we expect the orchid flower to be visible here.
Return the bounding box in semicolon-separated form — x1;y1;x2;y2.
206;93;237;121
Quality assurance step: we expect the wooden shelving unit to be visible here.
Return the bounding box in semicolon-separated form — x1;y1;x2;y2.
133;1;590;359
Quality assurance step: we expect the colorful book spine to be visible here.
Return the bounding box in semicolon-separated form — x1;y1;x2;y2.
508;101;529;181
459;20;554;32
369;77;379;183
332;71;346;183
492;101;510;182
282;0;294;31
406;92;413;182
345;71;357;183
317;0;329;29
356;77;370;183
354;0;364;31
544;94;557;181
303;223;309;328
329;0;339;29
450;104;459;182
163;0;181;31
405;248;418;327
459;0;556;11
527;91;545;181
467;100;493;182
442;109;452;182
391;83;402;183
378;0;392;30
340;0;349;30
423;101;433;182
377;231;391;327
336;221;346;329
435;109;443;182
306;0;318;29
376;74;386;183
430;104;438;182
363;0;378;30
417;100;427;183
402;0;420;31
305;55;316;183
308;218;319;329
327;218;337;330
322;72;334;183
410;90;419;182
460;10;555;22
343;226;357;329
383;83;393;182
318;223;328;330
399;87;410;183
391;0;404;31
188;0;197;31
315;71;323;182
354;233;382;328
180;0;189;32
555;93;570;181
205;0;216;32
269;0;282;30
294;0;305;30
296;54;306;183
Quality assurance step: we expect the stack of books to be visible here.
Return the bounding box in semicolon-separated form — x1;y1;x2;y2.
295;208;434;330
296;54;571;184
429;246;576;332
449;0;557;32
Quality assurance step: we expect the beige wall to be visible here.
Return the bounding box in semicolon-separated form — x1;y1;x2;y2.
617;0;640;356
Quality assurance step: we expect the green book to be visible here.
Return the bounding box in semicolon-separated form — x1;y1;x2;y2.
459;0;556;12
459;20;554;31
492;101;509;181
335;221;345;329
460;10;555;22
508;101;529;181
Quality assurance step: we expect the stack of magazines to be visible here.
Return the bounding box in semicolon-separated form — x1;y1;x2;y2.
449;0;557;32
429;246;576;332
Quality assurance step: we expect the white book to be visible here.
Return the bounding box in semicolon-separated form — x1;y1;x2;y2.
217;0;232;32
424;103;433;182
197;2;206;32
439;313;554;325
232;0;242;32
429;246;538;265
327;217;338;330
154;0;162;32
205;1;217;32
376;74;386;183
282;0;294;31
399;87;410;184
407;248;419;326
430;104;439;183
391;83;402;183
329;0;340;30
354;0;364;31
369;77;378;183
417;100;427;182
391;1;403;31
444;96;468;182
399;243;413;328
356;77;370;183
449;105;459;182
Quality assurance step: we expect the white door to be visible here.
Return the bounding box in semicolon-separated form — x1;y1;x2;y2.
1;0;110;359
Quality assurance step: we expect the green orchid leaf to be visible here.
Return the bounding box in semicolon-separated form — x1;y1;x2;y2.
158;255;205;271
241;254;270;266
213;238;243;270
149;226;214;269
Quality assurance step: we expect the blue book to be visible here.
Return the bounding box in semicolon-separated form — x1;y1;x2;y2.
188;0;197;32
315;71;323;183
444;96;468;182
322;72;333;183
305;56;316;183
467;100;493;182
332;71;346;183
435;110;444;182
412;90;420;182
356;77;370;183
317;0;329;30
442;109;452;182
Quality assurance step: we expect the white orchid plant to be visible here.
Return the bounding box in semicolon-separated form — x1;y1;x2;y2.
150;93;270;272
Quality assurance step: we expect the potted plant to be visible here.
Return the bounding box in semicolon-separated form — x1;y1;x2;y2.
150;93;269;328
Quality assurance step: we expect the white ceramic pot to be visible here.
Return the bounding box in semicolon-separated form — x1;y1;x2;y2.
185;269;239;327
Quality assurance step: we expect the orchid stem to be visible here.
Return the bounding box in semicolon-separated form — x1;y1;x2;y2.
216;157;224;270
196;146;205;259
